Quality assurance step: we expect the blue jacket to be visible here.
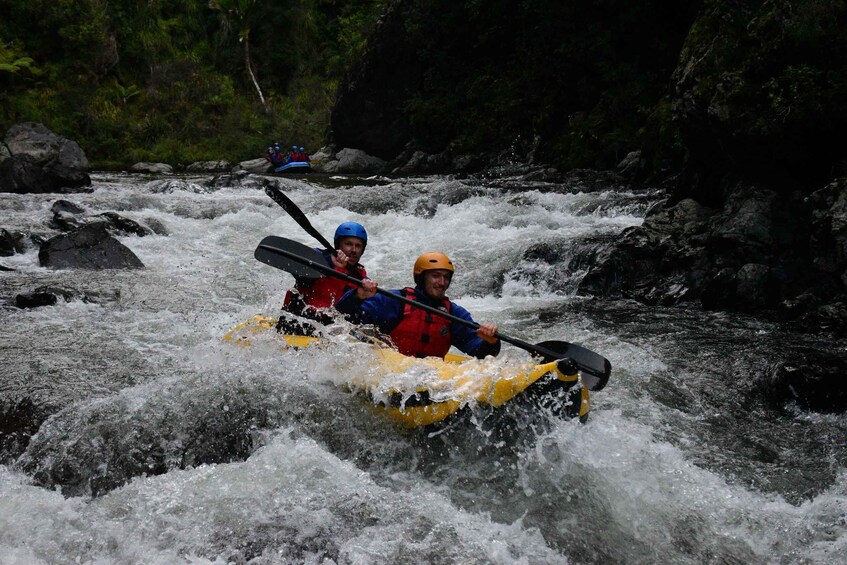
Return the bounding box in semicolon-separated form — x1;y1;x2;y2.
336;286;500;359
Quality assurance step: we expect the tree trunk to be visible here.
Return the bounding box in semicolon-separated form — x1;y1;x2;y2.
243;38;268;114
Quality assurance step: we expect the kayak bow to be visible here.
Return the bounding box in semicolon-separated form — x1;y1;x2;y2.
223;315;590;428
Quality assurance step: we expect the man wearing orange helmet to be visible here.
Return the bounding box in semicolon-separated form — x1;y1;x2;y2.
336;252;500;359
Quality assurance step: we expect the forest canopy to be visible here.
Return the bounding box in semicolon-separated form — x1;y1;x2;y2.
0;0;388;167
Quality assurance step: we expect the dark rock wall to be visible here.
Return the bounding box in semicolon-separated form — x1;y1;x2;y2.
332;2;845;324
331;1;701;166
669;0;847;206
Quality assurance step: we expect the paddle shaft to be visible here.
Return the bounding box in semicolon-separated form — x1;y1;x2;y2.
263;182;335;253
258;242;571;360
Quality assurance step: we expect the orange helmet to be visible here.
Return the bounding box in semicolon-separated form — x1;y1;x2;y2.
413;252;454;279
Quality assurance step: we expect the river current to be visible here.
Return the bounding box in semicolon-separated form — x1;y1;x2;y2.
0;171;844;564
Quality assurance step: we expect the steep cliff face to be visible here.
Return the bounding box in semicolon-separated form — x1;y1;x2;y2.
330;5;421;160
669;0;847;205
331;0;846;323
581;0;847;327
330;1;700;167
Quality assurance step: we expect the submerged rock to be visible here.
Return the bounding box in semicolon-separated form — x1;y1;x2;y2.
15;285;120;308
764;348;847;413
0;398;51;464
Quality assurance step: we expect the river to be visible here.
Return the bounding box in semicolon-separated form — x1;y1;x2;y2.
1;171;844;564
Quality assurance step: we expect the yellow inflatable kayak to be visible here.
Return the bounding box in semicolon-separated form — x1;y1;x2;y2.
223;315;590;428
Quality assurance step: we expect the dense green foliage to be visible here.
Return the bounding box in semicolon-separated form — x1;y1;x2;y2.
0;0;387;167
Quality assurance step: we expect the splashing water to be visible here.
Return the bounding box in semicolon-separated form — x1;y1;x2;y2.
1;171;844;563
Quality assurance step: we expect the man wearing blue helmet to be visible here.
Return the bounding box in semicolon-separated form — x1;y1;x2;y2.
280;221;369;331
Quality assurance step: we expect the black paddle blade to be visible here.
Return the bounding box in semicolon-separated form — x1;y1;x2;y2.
254;236;326;279
263;182;335;252
536;340;612;391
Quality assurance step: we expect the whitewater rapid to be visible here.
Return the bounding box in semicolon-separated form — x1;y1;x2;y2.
0;171;844;564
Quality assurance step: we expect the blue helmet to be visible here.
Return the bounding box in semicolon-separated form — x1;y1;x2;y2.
334;222;367;248
299;147;305;151
292;145;298;150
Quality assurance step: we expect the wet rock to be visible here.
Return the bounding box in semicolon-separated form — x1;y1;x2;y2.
49;200;152;237
38;223;144;270
451;153;488;174
579;197;713;304
0;398;51;464
233;158;270;174
520;167;565;183
0;228;36;256
558;169;630;193
130;162;173;174
1;228;17;256
764;348;847;413
141;216;169;236
320;148;386;174
14;285;119;308
185;160;231;172
0;154;92;195
146;178;210;194
0;123;91;194
207;170;264;190
95;212;153;237
391;150;430;175
15;291;59;308
617;150;646;179
309;145;335;166
52;199;86;215
5;123;88;169
49;199;86;230
701;263;778;312
580;181;845;314
786;300;847;333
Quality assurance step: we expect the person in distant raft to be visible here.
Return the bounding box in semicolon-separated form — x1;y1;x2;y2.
336;252;501;359
266;144;286;170
277;222;369;333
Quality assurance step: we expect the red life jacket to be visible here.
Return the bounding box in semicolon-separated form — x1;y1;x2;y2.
284;263;366;310
389;287;452;358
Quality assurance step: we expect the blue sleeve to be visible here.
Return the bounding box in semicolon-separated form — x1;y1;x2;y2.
448;302;493;358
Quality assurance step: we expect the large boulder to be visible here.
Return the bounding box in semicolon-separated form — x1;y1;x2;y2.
233;158;270;174
0;122;91;194
319;148;386;174
38;223;144;270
